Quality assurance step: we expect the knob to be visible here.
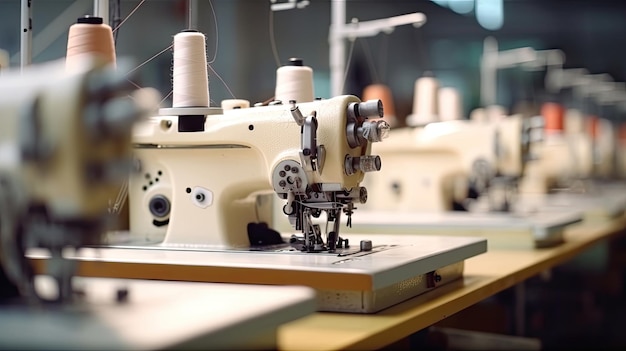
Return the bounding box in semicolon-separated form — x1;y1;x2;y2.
360;120;390;143
345;155;382;175
357;100;384;118
360;240;373;251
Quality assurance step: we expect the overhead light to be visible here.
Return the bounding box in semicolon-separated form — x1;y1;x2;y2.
476;0;503;30
449;0;474;15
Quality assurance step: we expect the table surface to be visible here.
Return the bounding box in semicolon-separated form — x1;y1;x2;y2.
277;214;626;351
1;279;316;351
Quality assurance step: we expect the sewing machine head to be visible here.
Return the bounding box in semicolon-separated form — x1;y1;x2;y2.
362;112;542;213
0;57;158;302
128;97;388;252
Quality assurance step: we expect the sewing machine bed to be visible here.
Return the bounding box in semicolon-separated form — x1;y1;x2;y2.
517;189;626;222
342;210;582;249
28;234;486;313
0;278;315;350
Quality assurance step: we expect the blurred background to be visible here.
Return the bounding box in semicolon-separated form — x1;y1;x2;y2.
1;0;626;123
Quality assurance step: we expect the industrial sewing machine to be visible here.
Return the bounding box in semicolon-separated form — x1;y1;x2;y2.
1;57;316;350
126;96;390;250
515;70;626;221
0;56;155;302
363;115;532;213
517;103;592;194
51;92;487;314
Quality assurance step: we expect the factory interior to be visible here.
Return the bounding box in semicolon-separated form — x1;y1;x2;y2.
1;0;626;350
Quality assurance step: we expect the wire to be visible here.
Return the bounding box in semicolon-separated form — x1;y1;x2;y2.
339;38;357;95
208;63;236;99
112;0;147;34
110;0;122;44
269;5;281;68
125;44;173;77
360;39;380;84
207;0;219;64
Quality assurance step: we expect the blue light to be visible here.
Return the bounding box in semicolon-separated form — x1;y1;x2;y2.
476;0;503;30
430;0;449;7
449;0;475;15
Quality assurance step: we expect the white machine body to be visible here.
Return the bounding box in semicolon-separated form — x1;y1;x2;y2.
128;96;388;250
362;116;527;212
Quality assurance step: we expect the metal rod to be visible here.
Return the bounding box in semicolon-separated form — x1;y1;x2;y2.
20;0;32;70
328;0;426;97
94;0;109;24
188;0;199;29
329;0;346;97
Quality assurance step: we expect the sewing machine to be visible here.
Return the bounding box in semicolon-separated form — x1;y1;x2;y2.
515;71;626;221
0;56;155;301
363;115;532;213
517;103;593;195
1;58;316;350
63;93;487;314
126;96;390;250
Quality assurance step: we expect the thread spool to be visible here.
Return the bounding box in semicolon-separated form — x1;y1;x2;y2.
172;30;209;108
619;123;626;147
0;49;8;72
565;109;585;134
470;108;488;123
66;15;116;70
587;115;600;141
438;87;463;122
406;74;439;126
541;102;565;133
362;84;396;127
275;58;314;104
487;105;507;123
221;99;250;110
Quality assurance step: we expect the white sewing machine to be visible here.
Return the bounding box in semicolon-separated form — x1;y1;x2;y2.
515;71;626;221
0;56;155;301
126;96;389;250
73;93;487;314
363;115;530;213
517;103;593;195
2;57;316;350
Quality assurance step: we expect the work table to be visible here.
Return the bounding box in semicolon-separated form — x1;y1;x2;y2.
278;214;626;350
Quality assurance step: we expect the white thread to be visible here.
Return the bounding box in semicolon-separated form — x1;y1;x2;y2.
275;62;314;103
406;75;439;126
438;87;463;121
172;31;209;108
565;108;585;134
221;99;250;110
470;108;488;123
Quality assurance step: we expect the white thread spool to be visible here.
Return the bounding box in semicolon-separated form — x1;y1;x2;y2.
565;108;585;134
470;108;488;123
438;87;463;122
406;74;439;126
221;99;250;110
275;58;314;103
172;30;209;108
486;105;507;123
